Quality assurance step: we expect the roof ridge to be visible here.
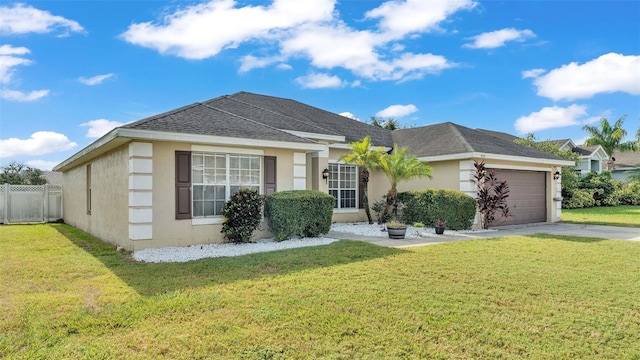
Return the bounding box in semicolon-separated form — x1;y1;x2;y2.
123;102;202;128
448;122;475;152
200;101;315;144
226;94;344;136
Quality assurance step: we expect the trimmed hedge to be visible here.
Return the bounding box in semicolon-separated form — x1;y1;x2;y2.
265;190;335;241
399;189;476;230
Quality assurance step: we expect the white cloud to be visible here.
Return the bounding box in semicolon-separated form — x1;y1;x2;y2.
121;0;334;60
464;28;535;49
80;119;125;138
0;3;83;36
282;24;455;81
365;0;477;37
121;0;471;83
376;104;418;118
0;44;32;83
25;159;60;171
0;89;49;101
514;104;588;133
295;72;344;89
521;68;545;79
78;73;114;86
239;55;282;73
530;53;640;101
0;44;29;55
0;131;77;157
339;112;359;121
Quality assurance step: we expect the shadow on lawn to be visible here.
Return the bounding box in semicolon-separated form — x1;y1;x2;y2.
528;233;605;243
53;224;406;297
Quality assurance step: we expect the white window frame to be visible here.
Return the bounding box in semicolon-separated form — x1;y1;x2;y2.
328;162;358;212
191;152;262;225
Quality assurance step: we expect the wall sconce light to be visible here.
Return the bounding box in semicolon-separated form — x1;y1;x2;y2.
553;171;561;180
322;168;330;183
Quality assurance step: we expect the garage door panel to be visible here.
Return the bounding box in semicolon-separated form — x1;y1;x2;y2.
491;169;546;226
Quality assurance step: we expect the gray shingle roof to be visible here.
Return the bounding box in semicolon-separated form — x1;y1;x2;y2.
392;122;566;160
122;102;316;144
611;150;640;168
228;92;394;147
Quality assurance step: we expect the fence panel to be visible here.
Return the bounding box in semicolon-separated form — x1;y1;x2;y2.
0;184;63;224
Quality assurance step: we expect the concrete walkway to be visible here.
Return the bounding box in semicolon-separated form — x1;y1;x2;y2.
327;222;640;248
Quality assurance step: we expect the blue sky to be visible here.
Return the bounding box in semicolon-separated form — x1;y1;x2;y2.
1;0;639;170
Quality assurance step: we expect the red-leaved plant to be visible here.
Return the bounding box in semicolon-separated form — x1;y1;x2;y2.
472;160;511;229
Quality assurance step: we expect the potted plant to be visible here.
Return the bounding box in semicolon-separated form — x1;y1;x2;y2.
386;220;407;239
435;220;446;235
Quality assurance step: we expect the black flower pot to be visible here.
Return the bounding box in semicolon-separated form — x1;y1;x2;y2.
435;226;445;235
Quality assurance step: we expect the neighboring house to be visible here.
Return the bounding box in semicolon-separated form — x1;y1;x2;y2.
54;92;573;250
610;150;640;181
552;139;609;175
44;171;63;186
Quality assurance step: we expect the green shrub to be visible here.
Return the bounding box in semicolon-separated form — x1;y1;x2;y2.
265;190;334;241
399;189;476;230
579;171;615;205
616;181;640;205
563;188;597;209
221;189;265;243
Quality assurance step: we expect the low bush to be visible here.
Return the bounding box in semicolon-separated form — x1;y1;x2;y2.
371;196;392;224
221;189;265;243
265;190;334;241
563;188;597;209
616;181;640;205
399;189;476;230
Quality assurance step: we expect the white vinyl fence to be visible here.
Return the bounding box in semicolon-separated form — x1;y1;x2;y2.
0;184;63;224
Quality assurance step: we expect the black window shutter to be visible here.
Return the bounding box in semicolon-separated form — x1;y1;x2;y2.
358;167;365;209
175;151;192;219
264;156;277;195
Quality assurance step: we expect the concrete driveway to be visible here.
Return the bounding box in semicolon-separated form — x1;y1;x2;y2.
328;222;640;248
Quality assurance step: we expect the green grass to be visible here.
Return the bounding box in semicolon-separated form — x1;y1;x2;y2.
1;224;640;359
562;205;640;227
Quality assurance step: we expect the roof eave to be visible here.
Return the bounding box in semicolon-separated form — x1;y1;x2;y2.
417;152;575;167
54;128;326;172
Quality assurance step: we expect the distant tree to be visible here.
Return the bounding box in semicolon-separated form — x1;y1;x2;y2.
582;116;637;169
0;161;47;185
369;116;404;130
514;133;579;162
340;136;386;224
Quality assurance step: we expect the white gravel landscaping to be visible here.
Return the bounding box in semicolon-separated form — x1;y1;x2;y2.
132;222;496;263
133;237;338;263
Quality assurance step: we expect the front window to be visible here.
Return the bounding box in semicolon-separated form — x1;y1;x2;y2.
328;163;357;209
192;153;261;218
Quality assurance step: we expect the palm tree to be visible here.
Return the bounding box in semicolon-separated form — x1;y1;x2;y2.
378;145;433;222
340;136;385;224
583;116;637;170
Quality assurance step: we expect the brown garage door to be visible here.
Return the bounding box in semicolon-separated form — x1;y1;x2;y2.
490;169;546;226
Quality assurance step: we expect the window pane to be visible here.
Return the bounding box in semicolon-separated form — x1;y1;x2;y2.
204;201;214;217
193;185;203;200
193;201;203;217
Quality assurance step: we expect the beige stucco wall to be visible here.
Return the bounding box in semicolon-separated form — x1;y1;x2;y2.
62;145;129;248
134;141;300;249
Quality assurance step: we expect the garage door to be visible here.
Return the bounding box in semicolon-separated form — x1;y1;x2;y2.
490;169;546;226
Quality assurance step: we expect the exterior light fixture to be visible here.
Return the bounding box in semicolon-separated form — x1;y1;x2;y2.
553;171;561;180
322;168;330;183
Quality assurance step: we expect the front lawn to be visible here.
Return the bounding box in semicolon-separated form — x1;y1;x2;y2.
562;205;640;227
1;224;639;359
